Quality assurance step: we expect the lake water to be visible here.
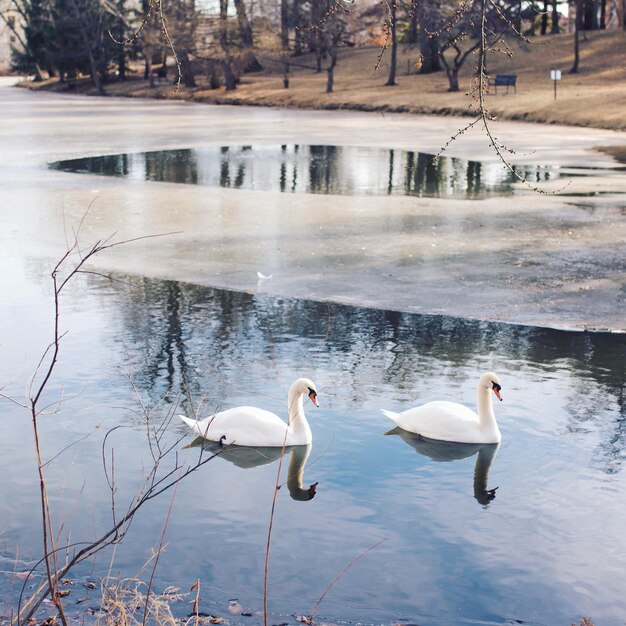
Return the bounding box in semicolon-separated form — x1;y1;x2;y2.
49;145;560;198
1;250;625;626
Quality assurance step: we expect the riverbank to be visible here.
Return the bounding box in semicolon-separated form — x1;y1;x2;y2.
18;30;626;131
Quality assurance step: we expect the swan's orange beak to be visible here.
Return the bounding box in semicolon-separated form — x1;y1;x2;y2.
493;387;502;401
309;391;319;407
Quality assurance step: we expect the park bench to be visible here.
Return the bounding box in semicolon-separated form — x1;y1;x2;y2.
490;74;517;94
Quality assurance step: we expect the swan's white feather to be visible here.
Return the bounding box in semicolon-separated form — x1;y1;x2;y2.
383;401;486;443
381;372;502;444
180;407;291;447
179;377;316;447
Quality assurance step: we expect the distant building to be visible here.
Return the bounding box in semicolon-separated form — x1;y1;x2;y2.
0;10;22;74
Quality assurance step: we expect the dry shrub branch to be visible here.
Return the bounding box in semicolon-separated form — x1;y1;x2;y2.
2;221;223;626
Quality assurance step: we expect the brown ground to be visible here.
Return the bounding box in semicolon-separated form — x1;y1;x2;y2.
19;30;626;131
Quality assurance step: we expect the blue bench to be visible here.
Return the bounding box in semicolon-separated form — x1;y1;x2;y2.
490;74;517;94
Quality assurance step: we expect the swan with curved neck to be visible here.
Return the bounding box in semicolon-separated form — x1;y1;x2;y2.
179;377;318;447
381;372;503;444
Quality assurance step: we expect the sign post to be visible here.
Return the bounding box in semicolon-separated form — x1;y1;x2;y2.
550;69;561;100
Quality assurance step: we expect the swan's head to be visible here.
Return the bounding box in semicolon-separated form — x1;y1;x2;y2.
292;377;319;407
479;372;502;401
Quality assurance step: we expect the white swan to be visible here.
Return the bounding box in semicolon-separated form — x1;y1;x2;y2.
381;372;503;444
179;377;319;447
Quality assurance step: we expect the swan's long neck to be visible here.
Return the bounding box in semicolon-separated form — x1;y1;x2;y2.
286;384;312;442
477;385;501;442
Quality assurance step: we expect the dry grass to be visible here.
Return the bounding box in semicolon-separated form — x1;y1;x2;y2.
97;578;184;626
21;30;626;131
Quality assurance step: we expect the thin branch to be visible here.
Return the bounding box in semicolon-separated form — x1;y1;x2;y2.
307;538;388;622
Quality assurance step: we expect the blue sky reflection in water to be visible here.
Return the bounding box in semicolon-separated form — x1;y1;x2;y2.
49;144;559;199
0;260;625;625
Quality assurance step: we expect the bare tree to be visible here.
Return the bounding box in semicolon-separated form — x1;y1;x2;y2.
433;0;516;92
385;1;398;86
418;0;442;74
540;0;549;33
219;0;238;90
280;0;289;48
551;0;560;33
570;0;582;72
233;0;262;70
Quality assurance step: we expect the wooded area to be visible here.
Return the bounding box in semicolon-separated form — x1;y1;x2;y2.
1;0;625;94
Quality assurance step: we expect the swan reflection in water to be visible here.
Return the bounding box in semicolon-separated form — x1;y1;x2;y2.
186;438;318;501
385;427;500;506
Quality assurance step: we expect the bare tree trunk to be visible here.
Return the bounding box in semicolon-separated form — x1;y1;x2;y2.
217;0;236;89
118;49;126;80
220;0;229;49
179;49;196;87
326;47;337;93
551;0;560;33
438;42;477;91
281;0;289;48
446;68;459;91
315;35;324;72
311;0;325;69
600;0;607;27
144;47;154;86
207;60;221;88
87;49;104;93
516;0;523;31
570;0;581;72
233;0;253;46
406;2;418;44
418;1;442;75
232;0;262;71
385;1;398;86
293;0;303;54
582;0;596;28
541;0;549;33
223;60;237;90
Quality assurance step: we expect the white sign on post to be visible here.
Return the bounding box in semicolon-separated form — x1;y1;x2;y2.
551;69;561;100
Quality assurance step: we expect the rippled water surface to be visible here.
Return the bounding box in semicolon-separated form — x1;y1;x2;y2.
1;257;625;625
49;145;560;198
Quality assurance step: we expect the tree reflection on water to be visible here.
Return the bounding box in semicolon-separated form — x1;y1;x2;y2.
50;144;559;199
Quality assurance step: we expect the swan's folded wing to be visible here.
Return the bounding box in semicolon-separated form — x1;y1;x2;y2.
208;406;289;446
396;401;483;443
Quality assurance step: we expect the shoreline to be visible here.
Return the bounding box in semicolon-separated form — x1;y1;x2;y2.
12;30;626;134
17;73;626;134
